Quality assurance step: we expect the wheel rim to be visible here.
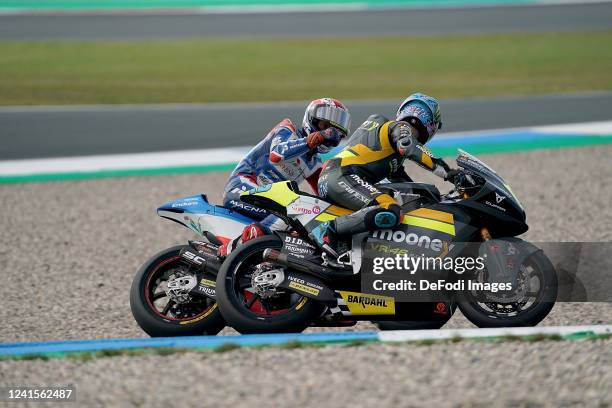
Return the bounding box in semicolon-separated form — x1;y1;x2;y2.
144;255;216;322
465;258;549;319
230;246;307;320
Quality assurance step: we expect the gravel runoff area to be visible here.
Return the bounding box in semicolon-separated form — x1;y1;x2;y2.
0;146;611;406
1;145;611;343
0;339;610;407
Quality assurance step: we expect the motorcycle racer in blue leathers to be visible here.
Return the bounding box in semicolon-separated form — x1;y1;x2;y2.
219;98;351;256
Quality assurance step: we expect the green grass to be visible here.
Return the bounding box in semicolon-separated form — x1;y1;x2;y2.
1;31;611;106
213;343;242;353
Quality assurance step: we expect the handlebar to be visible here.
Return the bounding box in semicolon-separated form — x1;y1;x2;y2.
451;170;482;193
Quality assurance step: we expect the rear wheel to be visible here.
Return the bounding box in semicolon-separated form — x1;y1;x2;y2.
216;236;323;334
130;246;225;337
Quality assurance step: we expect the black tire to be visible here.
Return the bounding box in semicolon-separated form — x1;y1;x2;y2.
458;250;557;328
376;303;457;331
130;245;225;337
216;235;323;334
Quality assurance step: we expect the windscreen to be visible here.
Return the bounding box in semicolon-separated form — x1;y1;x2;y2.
456;149;523;208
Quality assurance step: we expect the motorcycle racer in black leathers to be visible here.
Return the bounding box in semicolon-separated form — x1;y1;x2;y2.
315;93;455;245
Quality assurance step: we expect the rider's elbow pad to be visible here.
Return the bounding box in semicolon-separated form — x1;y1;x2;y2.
269;151;284;163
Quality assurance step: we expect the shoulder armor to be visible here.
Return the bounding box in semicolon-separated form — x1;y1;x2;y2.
274;118;298;133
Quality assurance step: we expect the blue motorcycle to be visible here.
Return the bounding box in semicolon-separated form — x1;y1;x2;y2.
129;194;252;337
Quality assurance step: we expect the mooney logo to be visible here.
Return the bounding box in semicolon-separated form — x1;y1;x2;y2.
372;230;454;253
416;144;434;158
349;174;378;194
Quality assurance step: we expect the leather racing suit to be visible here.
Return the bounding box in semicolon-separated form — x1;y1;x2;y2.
223;118;323;232
317;114;450;236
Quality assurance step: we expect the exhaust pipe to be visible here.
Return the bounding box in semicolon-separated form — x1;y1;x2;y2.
263;249;351;280
181;241;223;274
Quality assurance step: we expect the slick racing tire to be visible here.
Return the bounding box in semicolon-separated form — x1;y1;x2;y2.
457;250;557;328
130;246;225;337
376;303;457;330
216;235;324;334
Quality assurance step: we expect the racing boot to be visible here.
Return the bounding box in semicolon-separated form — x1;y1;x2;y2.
334;204;402;235
218;222;267;258
309;205;401;257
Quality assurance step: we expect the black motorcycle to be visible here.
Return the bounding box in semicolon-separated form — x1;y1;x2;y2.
215;150;558;333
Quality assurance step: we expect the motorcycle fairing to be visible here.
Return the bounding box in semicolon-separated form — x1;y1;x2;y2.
402;207;456;236
277;232;318;259
240;181;300;213
455;149;528;236
242;181;482;271
275;267;398;317
157;194;254;241
241;181;354;224
333;291;396;315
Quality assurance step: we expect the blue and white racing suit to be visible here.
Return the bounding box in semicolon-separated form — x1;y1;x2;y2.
223;118;323;231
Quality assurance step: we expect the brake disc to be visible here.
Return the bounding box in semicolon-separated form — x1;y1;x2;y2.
473;265;530;304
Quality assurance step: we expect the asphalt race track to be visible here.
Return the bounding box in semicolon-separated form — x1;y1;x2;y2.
3;92;612;160
1;2;612;41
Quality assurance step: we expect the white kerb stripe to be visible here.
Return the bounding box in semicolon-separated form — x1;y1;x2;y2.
378;325;612;342
534;120;612;135
0;147;251;176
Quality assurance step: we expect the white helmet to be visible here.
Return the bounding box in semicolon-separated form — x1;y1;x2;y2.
302;98;351;137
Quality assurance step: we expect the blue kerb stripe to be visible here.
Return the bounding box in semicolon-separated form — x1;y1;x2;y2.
0;332;380;356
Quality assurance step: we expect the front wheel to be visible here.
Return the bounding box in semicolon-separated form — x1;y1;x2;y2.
130;246;225;337
458;249;557;328
216;236;324;334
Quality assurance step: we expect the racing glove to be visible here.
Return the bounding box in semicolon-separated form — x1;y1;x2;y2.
306;127;345;149
432;158;451;179
445;169;476;188
444;169;463;183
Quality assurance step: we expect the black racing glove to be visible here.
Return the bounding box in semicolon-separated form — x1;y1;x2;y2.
433;157;451;172
444;169;463;184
